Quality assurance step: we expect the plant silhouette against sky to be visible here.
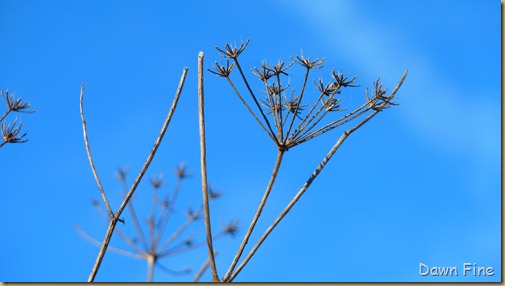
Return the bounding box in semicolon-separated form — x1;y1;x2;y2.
80;39;407;282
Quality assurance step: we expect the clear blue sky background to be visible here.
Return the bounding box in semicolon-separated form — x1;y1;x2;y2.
0;0;500;283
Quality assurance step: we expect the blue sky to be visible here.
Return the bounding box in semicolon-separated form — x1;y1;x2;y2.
0;0;500;282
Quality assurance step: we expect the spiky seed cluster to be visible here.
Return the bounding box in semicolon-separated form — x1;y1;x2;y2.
1;118;28;145
0;90;35;148
2;90;34;113
211;40;400;151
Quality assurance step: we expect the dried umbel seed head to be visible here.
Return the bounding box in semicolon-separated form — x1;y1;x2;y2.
222;219;239;236
291;54;325;70
209;60;235;77
1;90;35;113
215;39;250;59
212;39;407;152
1;118;28;144
175;163;190;179
149;174;164;189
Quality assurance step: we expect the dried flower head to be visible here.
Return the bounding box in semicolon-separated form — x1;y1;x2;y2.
149;174;164;189
212;40;406;152
332;71;360;88
222;219;239;236
1;118;28;145
115;165;129;180
265;60;293;76
292;54;325;70
209;60;235;77
215;39;250;59
1;90;35;113
209;188;222;200
175;163;190;179
252;63;275;81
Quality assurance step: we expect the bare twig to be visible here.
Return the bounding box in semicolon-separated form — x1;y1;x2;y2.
198;51;219;282
87;68;188;282
80;83;114;218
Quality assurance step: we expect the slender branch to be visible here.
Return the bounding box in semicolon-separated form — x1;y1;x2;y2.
228;70;408;281
80;83;114;218
87;68;188;282
146;254;155;282
0;109;11;123
222;149;285;282
88;219;120;282
198;52;219;282
92;196;147;255
275;74;284;142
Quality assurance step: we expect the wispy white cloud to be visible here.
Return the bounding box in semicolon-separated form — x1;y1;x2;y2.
283;0;499;166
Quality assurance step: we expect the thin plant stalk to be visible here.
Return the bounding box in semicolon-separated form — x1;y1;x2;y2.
86;68;188;282
227;70;408;282
147;254;155;282
80;83;114;218
198;51;219;282
222;149;285;282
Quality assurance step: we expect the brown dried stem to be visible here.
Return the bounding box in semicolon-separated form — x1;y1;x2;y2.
198;51;219;282
80;83;114;218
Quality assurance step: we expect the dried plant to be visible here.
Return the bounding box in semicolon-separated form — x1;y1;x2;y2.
0;90;35;148
80;68;189;281
76;164;237;282
208;39;407;282
78;39;406;282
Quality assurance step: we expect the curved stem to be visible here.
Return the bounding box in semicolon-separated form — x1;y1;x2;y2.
222;149;285;281
80;83;114;218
